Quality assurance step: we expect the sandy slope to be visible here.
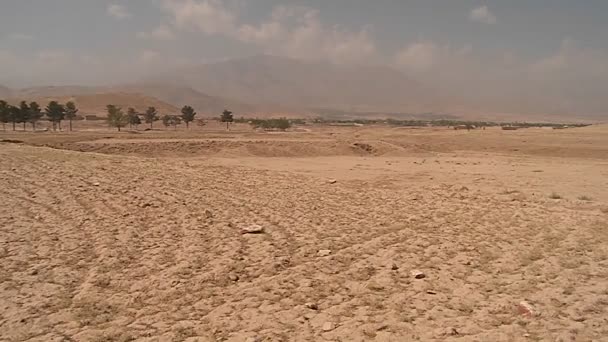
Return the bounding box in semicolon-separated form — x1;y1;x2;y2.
1;126;607;341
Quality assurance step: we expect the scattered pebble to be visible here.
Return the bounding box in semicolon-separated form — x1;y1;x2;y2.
327;179;337;184
317;249;332;257
204;210;213;219
241;224;264;234
517;301;537;317
322;322;335;332
92;182;100;186
411;270;426;279
426;290;437;295
305;302;319;310
390;263;399;270
228;274;239;282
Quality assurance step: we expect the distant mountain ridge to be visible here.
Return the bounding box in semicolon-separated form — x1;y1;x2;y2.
149;54;441;113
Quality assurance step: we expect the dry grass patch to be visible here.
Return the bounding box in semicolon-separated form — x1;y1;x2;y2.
549;192;563;199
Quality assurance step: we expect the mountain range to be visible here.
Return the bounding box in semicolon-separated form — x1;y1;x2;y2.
0;55;603;122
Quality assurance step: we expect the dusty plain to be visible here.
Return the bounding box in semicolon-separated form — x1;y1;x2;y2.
1;122;607;341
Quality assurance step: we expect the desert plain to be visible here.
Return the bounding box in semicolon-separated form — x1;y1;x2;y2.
1;122;607;341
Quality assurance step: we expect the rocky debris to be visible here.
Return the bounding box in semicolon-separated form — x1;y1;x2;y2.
305;302;319;310
303;313;316;320
245;337;262;342
241;224;264;234
353;142;374;153
322;322;335;332
517;301;537;317
390;263;399;270
327;179;337;184
139;202;152;208
411;270;426;279
317;249;332;257
93;182;100;186
204;210;213;219
228;273;239;282
426;290;437;295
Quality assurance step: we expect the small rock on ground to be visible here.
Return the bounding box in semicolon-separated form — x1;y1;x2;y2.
241;224;264;234
411;270;426;279
322;322;335;332
305;302;318;310
317;250;332;257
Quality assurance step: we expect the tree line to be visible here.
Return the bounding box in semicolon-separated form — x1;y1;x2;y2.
105;105;202;131
0;100;79;131
1;99;298;132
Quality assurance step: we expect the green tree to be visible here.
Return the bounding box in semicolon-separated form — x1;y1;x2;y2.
64;101;79;131
220;109;233;130
7;104;21;131
127;108;141;129
180;105;196;129
143;106;158;129
0;100;10;131
19;101;30;131
106;105;127;131
45;101;65;131
28;102;43;130
162;114;181;130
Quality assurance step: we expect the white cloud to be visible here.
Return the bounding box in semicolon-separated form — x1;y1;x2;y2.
107;4;131;20
160;1;377;65
394;41;439;72
137;25;175;40
163;0;235;34
470;5;497;24
531;38;608;76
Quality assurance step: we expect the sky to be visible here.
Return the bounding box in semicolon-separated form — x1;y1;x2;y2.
0;0;607;114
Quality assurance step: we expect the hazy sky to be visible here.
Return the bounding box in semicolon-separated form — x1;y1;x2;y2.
1;0;607;114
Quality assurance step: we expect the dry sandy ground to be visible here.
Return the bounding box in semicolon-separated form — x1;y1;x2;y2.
1;125;607;341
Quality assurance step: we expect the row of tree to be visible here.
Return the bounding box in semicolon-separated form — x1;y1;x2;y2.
106;105;236;131
0;100;79;131
105;105;202;131
1;99;243;132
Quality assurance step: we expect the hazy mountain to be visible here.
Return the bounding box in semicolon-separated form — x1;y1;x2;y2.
5;92;178;116
150;55;441;113
0;85;13;99
111;83;256;116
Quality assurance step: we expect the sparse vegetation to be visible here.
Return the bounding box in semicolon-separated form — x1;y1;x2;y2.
249;118;292;131
549;192;563;199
